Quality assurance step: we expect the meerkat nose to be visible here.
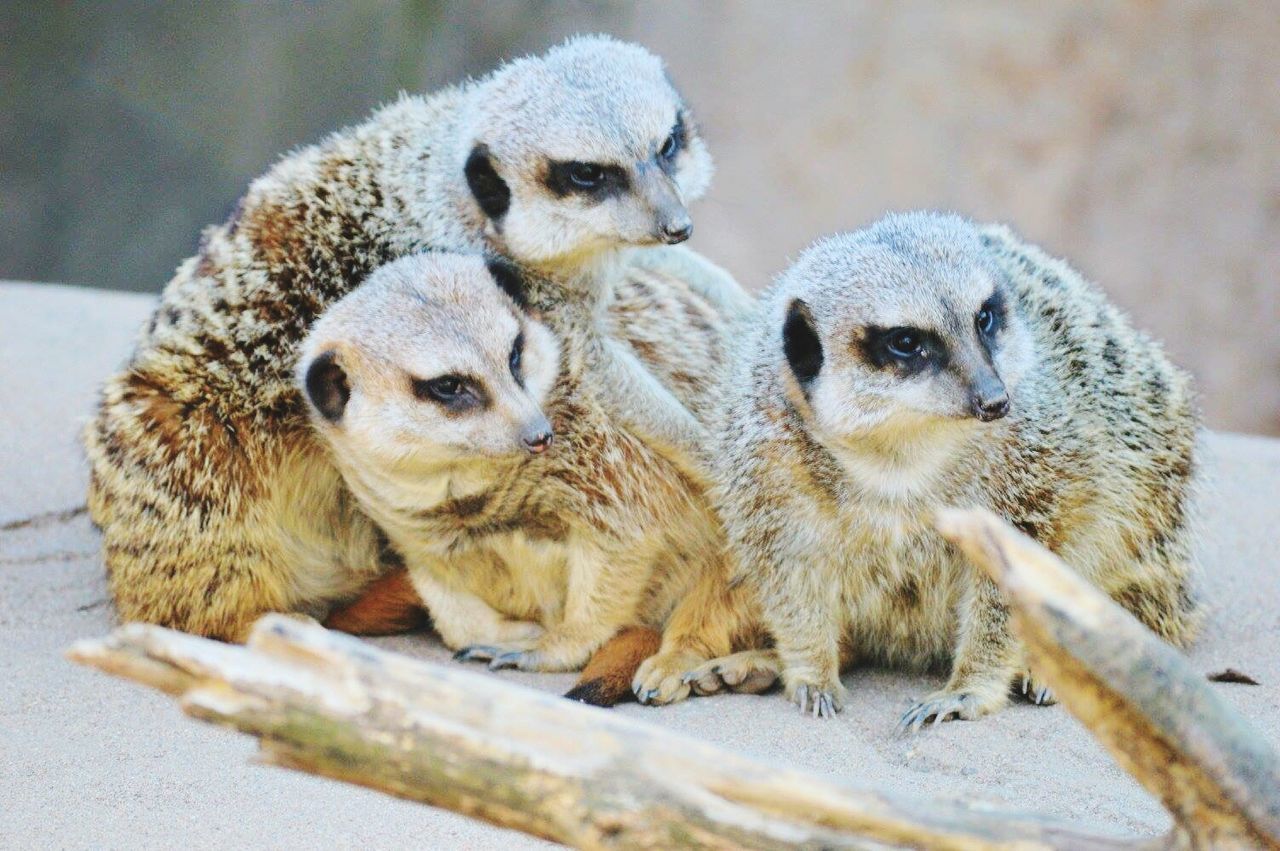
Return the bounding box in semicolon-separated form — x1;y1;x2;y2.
660;219;693;244
974;394;1011;422
522;429;554;454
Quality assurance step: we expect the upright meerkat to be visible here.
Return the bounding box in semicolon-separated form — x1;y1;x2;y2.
299;252;729;677
84;35;746;641
671;212;1201;727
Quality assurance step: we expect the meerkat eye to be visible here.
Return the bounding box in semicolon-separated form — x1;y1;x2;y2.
886;329;924;360
659;113;686;166
659;132;679;160
976;293;1005;337
413;375;465;404
568;163;605;189
509;332;524;381
976;307;994;334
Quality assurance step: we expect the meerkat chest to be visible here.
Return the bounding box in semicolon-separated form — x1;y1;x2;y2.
444;530;570;625
835;500;961;638
362;469;573;624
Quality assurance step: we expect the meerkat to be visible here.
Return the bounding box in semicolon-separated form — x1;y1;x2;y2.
320;244;747;701
298;253;556;652
298;252;729;682
84;35;746;642
666;211;1201;728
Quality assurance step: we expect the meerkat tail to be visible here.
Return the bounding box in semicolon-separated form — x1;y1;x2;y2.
564;626;663;707
324;568;429;636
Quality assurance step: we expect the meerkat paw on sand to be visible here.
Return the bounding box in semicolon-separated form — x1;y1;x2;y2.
680;649;782;697
897;677;1014;734
457;626;611;673
630;649;703;705
1017;672;1057;707
783;668;850;719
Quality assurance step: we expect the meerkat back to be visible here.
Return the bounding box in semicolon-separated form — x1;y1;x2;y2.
974;223;1201;646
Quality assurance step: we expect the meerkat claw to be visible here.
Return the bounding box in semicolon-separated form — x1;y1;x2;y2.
795;684;811;714
453;645;502;663
897;693;972;735
1034;685;1055;705
488;651;526;671
678;661;726;696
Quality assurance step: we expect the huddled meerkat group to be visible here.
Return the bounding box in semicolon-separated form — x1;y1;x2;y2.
86;36;1202;726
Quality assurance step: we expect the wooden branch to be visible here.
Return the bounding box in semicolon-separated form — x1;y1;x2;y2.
936;508;1280;851
69;617;1131;850
66;512;1280;850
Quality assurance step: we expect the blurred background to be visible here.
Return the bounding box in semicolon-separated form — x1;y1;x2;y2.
3;1;1277;434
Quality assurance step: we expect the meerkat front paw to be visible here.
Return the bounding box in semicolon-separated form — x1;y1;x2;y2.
783;671;848;719
1017;671;1057;706
680;649;782;697
456;628;600;673
452;638;537;665
896;687;1010;734
632;650;703;705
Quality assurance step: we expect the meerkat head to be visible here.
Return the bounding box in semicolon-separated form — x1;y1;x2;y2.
772;212;1036;460
460;35;714;271
298;253;560;472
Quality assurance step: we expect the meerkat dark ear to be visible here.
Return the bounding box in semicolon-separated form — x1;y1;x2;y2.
464;144;511;220
485;257;528;311
304;350;351;423
782;299;823;386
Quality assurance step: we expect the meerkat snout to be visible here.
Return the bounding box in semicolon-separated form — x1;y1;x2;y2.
520;421;554;454
954;350;1010;422
970;374;1010;422
633;162;693;244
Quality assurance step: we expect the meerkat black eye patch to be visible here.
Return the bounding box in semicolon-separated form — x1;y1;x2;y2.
783;299;824;387
304;350;350;423
465;144;511;220
485;257;527;310
544;161;628;198
859;326;949;376
656;112;687;176
411;373;487;414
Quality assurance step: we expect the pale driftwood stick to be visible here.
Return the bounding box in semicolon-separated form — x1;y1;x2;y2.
936;508;1280;851
69;617;1131;851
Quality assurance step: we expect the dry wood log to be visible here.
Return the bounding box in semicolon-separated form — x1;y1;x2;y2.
71;616;1130;850
66;510;1280;850
936;508;1280;851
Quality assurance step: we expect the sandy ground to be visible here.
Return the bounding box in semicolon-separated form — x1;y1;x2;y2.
3;281;1277;849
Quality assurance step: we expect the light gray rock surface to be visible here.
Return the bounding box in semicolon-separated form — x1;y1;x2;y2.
3;281;1277;849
